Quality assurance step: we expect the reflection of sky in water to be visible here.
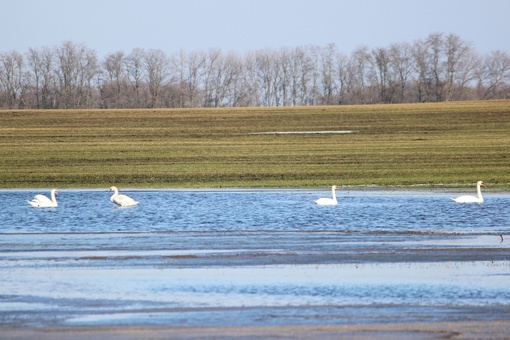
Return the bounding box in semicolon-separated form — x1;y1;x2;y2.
1;263;509;310
0;190;509;326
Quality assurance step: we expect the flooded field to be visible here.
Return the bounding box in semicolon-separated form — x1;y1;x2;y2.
1;189;509;328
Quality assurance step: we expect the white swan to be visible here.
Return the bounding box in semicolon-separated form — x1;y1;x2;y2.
109;186;139;207
451;181;485;203
314;185;338;205
28;189;58;207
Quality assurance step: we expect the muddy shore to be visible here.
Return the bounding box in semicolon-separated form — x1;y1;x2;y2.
3;321;510;339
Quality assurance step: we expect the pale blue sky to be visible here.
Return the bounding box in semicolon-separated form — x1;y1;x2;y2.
2;0;509;57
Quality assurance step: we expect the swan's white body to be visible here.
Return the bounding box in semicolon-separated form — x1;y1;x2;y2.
451;181;485;203
109;186;139;207
28;189;58;207
314;185;338;205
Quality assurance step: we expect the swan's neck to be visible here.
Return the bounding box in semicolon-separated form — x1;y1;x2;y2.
477;183;483;200
331;187;337;201
51;190;57;204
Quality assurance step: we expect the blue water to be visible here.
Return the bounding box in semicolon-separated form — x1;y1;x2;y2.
1;189;508;233
1;189;510;327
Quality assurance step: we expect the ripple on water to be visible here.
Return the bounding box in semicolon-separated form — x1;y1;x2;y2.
1;190;510;327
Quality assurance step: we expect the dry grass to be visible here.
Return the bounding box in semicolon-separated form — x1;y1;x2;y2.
1;100;509;188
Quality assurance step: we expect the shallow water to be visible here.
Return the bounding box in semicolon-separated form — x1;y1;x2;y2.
4;189;508;234
1;189;510;327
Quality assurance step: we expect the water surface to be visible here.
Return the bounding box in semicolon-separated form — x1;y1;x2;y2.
1;189;509;327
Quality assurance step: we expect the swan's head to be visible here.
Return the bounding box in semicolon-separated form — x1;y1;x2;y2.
109;186;117;192
51;189;58;196
332;185;338;190
477;181;485;187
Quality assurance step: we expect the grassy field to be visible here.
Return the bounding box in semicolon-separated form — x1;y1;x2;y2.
1;100;509;189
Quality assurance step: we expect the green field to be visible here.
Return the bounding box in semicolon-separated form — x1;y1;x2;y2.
1;100;509;189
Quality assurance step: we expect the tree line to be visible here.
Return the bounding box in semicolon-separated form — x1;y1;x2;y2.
1;32;509;109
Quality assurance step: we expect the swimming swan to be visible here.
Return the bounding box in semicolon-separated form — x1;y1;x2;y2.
28;189;58;207
451;181;485;203
109;186;139;207
314;185;338;205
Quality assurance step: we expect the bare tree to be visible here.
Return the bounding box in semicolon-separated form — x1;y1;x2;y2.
26;48;44;108
79;47;101;108
218;52;246;107
101;51;128;108
231;68;253;107
270;49;285;106
272;49;286;106
255;49;276;106
125;48;147;108
168;49;186;107
54;41;99;108
26;47;56;108
443;33;477;101
306;46;322;106
388;42;415;103
144;49;169;108
26;47;59;109
284;46;313;106
2;33;510;109
0;50;27;108
319;44;337;105
413;38;432;102
55;41;81;108
242;52;261;106
200;48;221;107
426;33;446;101
334;50;351;104
183;50;206;107
349;46;374;104
372;47;394;103
476;50;510;99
